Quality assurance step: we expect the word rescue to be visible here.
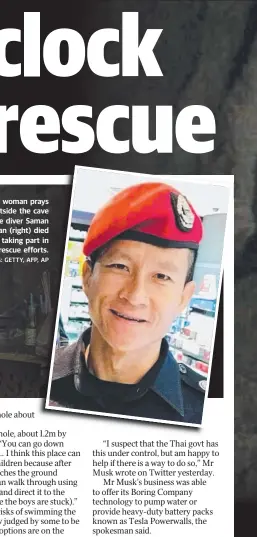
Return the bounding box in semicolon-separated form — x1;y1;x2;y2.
0;12;216;155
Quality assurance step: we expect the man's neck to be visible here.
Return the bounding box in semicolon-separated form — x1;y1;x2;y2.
85;326;161;384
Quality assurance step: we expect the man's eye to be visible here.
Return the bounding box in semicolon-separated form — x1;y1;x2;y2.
107;263;129;271
155;273;171;282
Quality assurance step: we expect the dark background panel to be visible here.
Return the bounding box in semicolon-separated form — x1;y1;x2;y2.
0;0;255;517
0;185;71;398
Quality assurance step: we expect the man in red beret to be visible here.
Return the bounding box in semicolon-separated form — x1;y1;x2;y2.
49;182;205;425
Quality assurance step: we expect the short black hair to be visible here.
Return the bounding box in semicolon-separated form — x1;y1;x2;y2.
87;244;198;285
185;249;198;284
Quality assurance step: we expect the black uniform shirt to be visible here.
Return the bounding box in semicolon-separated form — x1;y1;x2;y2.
49;329;204;425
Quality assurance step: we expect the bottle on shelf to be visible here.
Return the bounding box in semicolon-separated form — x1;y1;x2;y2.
25;294;37;352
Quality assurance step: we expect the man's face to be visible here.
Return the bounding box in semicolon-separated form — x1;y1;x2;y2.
83;240;195;353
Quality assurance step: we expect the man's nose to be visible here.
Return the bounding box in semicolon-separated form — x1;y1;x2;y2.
119;273;149;307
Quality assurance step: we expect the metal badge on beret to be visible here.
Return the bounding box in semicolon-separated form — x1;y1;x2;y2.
170;192;195;232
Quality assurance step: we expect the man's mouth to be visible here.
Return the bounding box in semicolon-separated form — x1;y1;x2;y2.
110;309;147;323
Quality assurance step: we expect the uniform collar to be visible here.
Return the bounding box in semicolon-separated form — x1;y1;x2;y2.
72;328;184;417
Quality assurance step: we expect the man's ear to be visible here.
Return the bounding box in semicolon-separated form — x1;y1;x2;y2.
179;281;196;313
82;260;93;297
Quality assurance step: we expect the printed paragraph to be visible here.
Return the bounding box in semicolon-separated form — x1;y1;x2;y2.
0;426;80;535
0;199;50;265
91;439;220;534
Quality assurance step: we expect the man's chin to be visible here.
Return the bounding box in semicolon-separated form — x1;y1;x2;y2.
92;323;162;353
105;332;163;355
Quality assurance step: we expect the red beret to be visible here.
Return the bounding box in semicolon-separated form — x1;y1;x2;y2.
83;182;203;257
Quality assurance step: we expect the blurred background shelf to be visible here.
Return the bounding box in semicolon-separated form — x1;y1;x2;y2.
0;352;49;366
